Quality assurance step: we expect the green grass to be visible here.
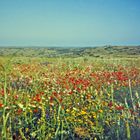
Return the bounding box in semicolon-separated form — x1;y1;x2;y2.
0;54;140;139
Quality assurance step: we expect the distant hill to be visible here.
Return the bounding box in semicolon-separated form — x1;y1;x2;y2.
0;46;140;58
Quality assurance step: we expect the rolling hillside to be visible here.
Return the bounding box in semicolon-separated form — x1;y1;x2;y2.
0;46;140;58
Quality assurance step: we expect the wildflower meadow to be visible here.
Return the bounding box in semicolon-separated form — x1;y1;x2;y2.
0;57;140;140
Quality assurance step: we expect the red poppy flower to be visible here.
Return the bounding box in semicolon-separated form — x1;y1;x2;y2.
33;109;38;113
115;105;124;111
0;103;3;108
34;94;41;102
108;101;113;107
17;109;22;115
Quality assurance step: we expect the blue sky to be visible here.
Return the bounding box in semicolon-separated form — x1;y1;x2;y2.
0;0;140;47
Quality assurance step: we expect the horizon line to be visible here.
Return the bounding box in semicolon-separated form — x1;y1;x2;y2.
0;45;140;48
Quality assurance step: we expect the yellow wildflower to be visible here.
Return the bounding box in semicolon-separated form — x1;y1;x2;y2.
26;128;29;132
80;110;87;115
92;112;97;119
66;109;70;112
98;109;103;113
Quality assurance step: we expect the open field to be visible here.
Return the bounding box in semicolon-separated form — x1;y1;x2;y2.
0;47;140;139
0;46;140;58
